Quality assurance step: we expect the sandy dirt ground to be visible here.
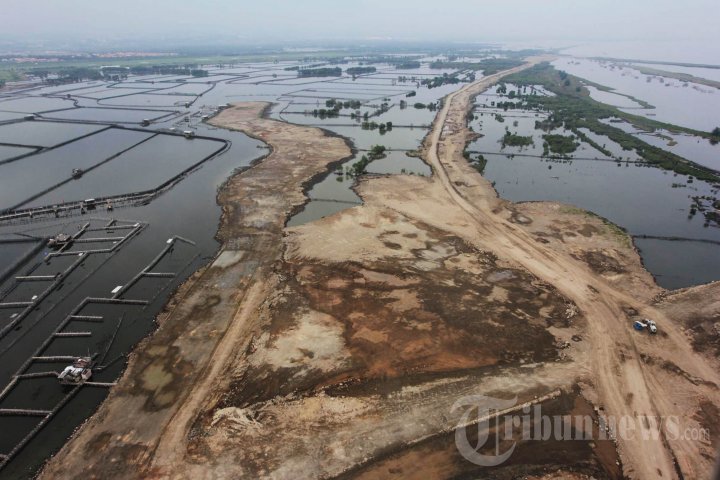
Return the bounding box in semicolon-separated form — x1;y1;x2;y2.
39;102;352;479
40;62;720;479
416;64;720;479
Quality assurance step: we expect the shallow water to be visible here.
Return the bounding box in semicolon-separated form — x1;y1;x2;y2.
0;96;77;113
586;86;644;108
42;107;177;124
559;40;719;65
0;121;105;147
0;111;25;122
634;238;720;290
472;95;720;289
286;150;430;227
367;151;431;176
24;135;226;208
98;93;192;108
0;145;35;162
595;118;720;172
637;131;720;171
0;128;153;210
641;63;720;83
483;153;716;239
552;58;720;131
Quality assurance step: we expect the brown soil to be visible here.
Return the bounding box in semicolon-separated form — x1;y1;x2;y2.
40;62;720;480
341;391;622;480
39;102;352;479
654;282;720;358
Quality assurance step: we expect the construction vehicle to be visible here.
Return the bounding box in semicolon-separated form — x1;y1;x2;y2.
633;320;648;331
633;318;658;334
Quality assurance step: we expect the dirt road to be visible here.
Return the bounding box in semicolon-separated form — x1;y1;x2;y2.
39;64;719;480
150;280;268;472
421;58;720;479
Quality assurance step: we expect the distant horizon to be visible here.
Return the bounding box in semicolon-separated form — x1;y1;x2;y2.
3;0;718;50
2;0;719;65
1;39;718;66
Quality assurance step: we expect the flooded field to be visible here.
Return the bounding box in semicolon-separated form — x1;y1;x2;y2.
469;76;720;290
0;121;105;147
0;146;35;162
42;107;177;124
552;58;720;130
0;128;153;210
0;50;719;477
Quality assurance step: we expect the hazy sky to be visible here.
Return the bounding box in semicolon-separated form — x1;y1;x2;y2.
3;0;719;47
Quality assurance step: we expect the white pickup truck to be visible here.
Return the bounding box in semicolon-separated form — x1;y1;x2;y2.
646;319;658;334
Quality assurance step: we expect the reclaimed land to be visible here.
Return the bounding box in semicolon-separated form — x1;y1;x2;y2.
41;60;720;480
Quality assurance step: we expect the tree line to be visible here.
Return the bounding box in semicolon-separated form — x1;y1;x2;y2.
298;67;342;78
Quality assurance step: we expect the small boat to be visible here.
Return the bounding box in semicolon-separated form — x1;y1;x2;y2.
48;233;72;249
58;357;93;385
